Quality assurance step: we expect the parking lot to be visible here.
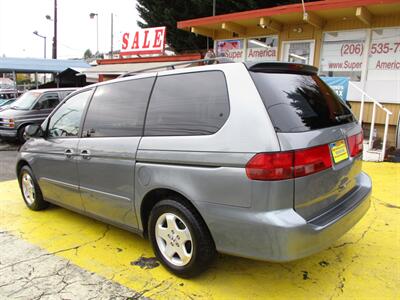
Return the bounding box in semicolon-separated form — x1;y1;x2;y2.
0;145;398;299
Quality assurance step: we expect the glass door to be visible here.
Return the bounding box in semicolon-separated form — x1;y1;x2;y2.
282;40;315;65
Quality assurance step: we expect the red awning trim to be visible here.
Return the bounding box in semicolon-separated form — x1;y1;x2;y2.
177;0;400;28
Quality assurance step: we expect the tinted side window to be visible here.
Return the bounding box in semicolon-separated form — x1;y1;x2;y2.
82;78;154;137
48;90;92;138
36;93;60;109
145;71;229;136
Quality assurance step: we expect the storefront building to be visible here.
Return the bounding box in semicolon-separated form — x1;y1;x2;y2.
177;0;400;148
81;53;201;82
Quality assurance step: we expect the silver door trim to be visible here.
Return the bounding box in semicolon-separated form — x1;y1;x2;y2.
40;177;79;190
79;185;131;202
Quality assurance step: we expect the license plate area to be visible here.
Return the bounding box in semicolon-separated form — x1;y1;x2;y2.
330;139;349;164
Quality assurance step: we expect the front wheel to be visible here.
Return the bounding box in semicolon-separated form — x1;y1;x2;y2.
148;199;216;278
17;125;28;144
18;165;49;211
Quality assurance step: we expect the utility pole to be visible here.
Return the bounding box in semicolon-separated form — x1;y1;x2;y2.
53;0;57;59
213;0;216;16
89;13;99;55
207;0;216;50
111;13;114;58
33;31;46;59
45;0;56;58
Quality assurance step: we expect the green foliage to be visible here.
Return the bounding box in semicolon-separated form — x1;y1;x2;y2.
136;0;315;53
83;49;93;59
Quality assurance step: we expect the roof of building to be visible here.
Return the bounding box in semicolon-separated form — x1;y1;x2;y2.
0;57;90;73
82;54;203;75
97;53;202;65
177;0;400;38
81;61;193;75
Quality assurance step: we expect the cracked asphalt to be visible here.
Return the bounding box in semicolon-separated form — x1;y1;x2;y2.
0;148;145;299
0;232;145;299
0;145;399;299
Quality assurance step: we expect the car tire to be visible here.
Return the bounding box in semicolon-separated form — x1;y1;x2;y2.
148;198;216;278
17;125;28;144
18;165;49;211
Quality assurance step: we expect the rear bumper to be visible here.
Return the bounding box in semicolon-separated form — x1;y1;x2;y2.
198;171;372;262
0;128;17;138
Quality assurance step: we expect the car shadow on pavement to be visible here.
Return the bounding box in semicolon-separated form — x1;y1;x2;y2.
0;139;20;151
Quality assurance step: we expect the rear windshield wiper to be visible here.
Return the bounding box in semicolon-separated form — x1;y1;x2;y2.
334;113;353;122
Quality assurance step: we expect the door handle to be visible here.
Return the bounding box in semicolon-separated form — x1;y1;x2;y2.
64;149;73;158
80;149;91;159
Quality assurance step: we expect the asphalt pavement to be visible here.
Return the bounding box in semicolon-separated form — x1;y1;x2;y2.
0;150;18;181
0;139;19;181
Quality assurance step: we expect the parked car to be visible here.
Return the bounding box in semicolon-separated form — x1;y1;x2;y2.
0;98;15;107
0;88;75;143
0;98;16;112
16;61;371;278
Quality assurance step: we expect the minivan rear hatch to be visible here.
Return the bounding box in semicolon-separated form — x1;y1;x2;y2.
247;62;363;220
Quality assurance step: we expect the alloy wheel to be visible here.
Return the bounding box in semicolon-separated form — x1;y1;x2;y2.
155;212;193;267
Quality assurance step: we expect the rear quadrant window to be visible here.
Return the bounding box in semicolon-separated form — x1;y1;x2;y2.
144;71;229;136
250;72;355;132
83;77;155;137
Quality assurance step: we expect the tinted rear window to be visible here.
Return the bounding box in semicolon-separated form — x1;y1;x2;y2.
250;72;355;132
144;71;229;136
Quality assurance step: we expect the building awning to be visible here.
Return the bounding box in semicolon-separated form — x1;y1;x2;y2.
177;0;400;38
0;57;90;73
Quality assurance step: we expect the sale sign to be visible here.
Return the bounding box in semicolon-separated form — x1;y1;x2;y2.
120;26;166;56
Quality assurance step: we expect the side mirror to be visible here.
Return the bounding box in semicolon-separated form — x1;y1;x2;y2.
25;124;43;139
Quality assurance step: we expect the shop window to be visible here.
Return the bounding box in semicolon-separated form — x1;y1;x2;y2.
246;36;278;62
367;28;400;81
215;39;244;62
319;30;367;81
282;41;315;65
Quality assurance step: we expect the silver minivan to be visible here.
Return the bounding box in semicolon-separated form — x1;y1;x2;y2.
16;61;371;277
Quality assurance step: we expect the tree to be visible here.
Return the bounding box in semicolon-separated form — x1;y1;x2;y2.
83;49;93;59
136;0;318;53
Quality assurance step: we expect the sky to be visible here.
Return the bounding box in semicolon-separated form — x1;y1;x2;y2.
0;0;141;59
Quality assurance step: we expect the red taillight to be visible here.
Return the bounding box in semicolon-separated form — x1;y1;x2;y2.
246;145;333;181
294;144;332;177
245;152;294;181
347;132;363;157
